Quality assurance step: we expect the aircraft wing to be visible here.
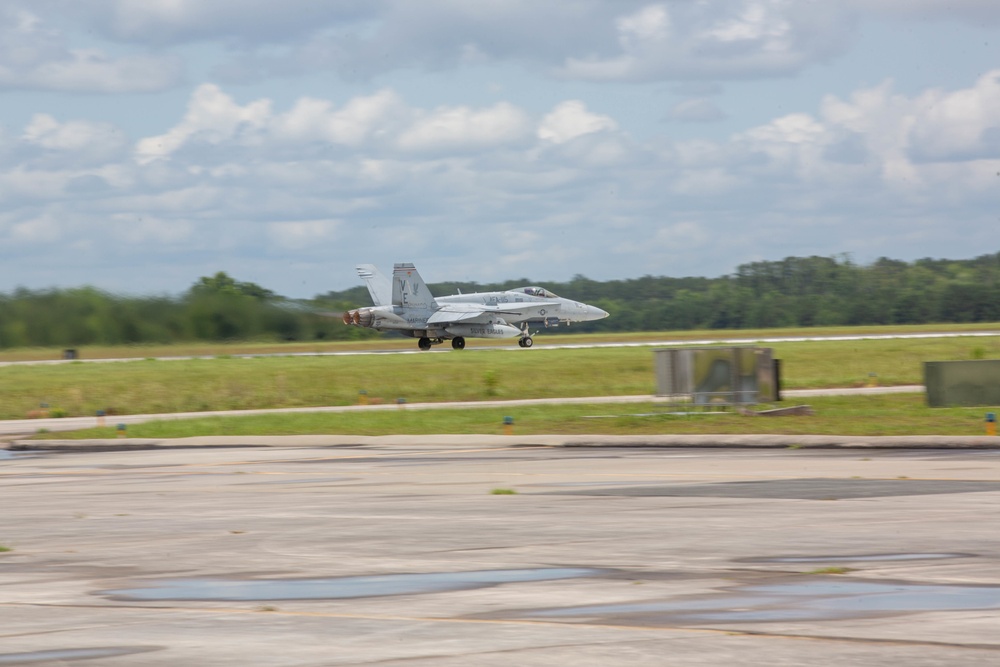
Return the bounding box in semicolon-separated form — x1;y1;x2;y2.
427;302;559;325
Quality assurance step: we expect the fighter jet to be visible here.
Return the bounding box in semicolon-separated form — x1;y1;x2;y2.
342;263;609;350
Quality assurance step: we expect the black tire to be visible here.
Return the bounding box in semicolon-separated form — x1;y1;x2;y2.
418;337;432;351
451;337;466;350
523;337;533;348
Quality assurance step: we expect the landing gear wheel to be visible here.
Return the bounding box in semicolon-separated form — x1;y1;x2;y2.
418;337;432;351
451;337;466;350
518;336;533;348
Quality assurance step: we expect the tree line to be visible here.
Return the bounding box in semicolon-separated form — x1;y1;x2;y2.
2;253;999;349
565;252;1000;332
0;272;365;348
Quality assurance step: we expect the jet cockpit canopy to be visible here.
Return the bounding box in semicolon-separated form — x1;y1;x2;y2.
519;286;559;298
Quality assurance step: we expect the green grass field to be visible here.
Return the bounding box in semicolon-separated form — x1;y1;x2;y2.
47;394;997;440
3;324;999;438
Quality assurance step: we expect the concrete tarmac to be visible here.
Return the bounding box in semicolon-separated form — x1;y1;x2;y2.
2;440;999;665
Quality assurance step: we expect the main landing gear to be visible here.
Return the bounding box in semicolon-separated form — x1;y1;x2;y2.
417;335;530;350
417;336;466;351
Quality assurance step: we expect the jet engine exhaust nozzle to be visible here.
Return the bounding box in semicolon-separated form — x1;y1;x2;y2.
343;308;375;328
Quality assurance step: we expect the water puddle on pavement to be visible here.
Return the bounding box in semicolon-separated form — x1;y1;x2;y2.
0;647;159;664
532;481;672;488
746;553;970;563
526;578;1000;624
103;568;603;601
0;449;46;461
238;477;356;485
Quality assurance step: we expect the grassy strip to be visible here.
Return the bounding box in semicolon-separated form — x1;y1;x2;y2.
2;334;999;421
45;394;998;440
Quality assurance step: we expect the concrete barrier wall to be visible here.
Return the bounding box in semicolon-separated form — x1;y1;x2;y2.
654;347;775;404
924;360;1000;407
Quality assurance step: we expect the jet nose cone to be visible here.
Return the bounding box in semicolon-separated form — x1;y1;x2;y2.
589;305;609;320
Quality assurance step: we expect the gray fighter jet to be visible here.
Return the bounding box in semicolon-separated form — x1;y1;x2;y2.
342;263;609;350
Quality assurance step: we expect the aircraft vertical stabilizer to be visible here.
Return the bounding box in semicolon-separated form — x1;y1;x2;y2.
392;262;437;309
356;264;391;306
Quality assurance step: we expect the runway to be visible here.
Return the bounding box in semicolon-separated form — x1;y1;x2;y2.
1;329;998;367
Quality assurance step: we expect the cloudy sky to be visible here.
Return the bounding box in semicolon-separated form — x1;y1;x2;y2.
2;1;999;297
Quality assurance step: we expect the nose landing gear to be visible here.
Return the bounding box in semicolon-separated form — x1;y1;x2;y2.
517;322;534;348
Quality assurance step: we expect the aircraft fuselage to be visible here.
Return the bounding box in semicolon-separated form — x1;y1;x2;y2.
343;263;608;350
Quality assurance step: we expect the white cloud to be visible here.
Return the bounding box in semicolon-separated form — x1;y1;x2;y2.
538;101;618;144
26;1;860;85
267;219;341;249
706;1;791;46
5;66;1000;295
670;168;744;196
397;103;531;152
559;1;855;82
667;98;727;123
618;4;672;50
135;84;273;163
8;0;996;96
0;4;987;298
81;0;376;44
722;72;1000;200
23;114;127;154
852;0;1000;25
109;213;195;245
740;113;827;148
906;72;1000;162
109;75;997;281
809;72;1000;198
271;90;405;146
7;212;64;244
0;166;77;201
0;7;181;93
137;85;535;161
12;50;182;94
